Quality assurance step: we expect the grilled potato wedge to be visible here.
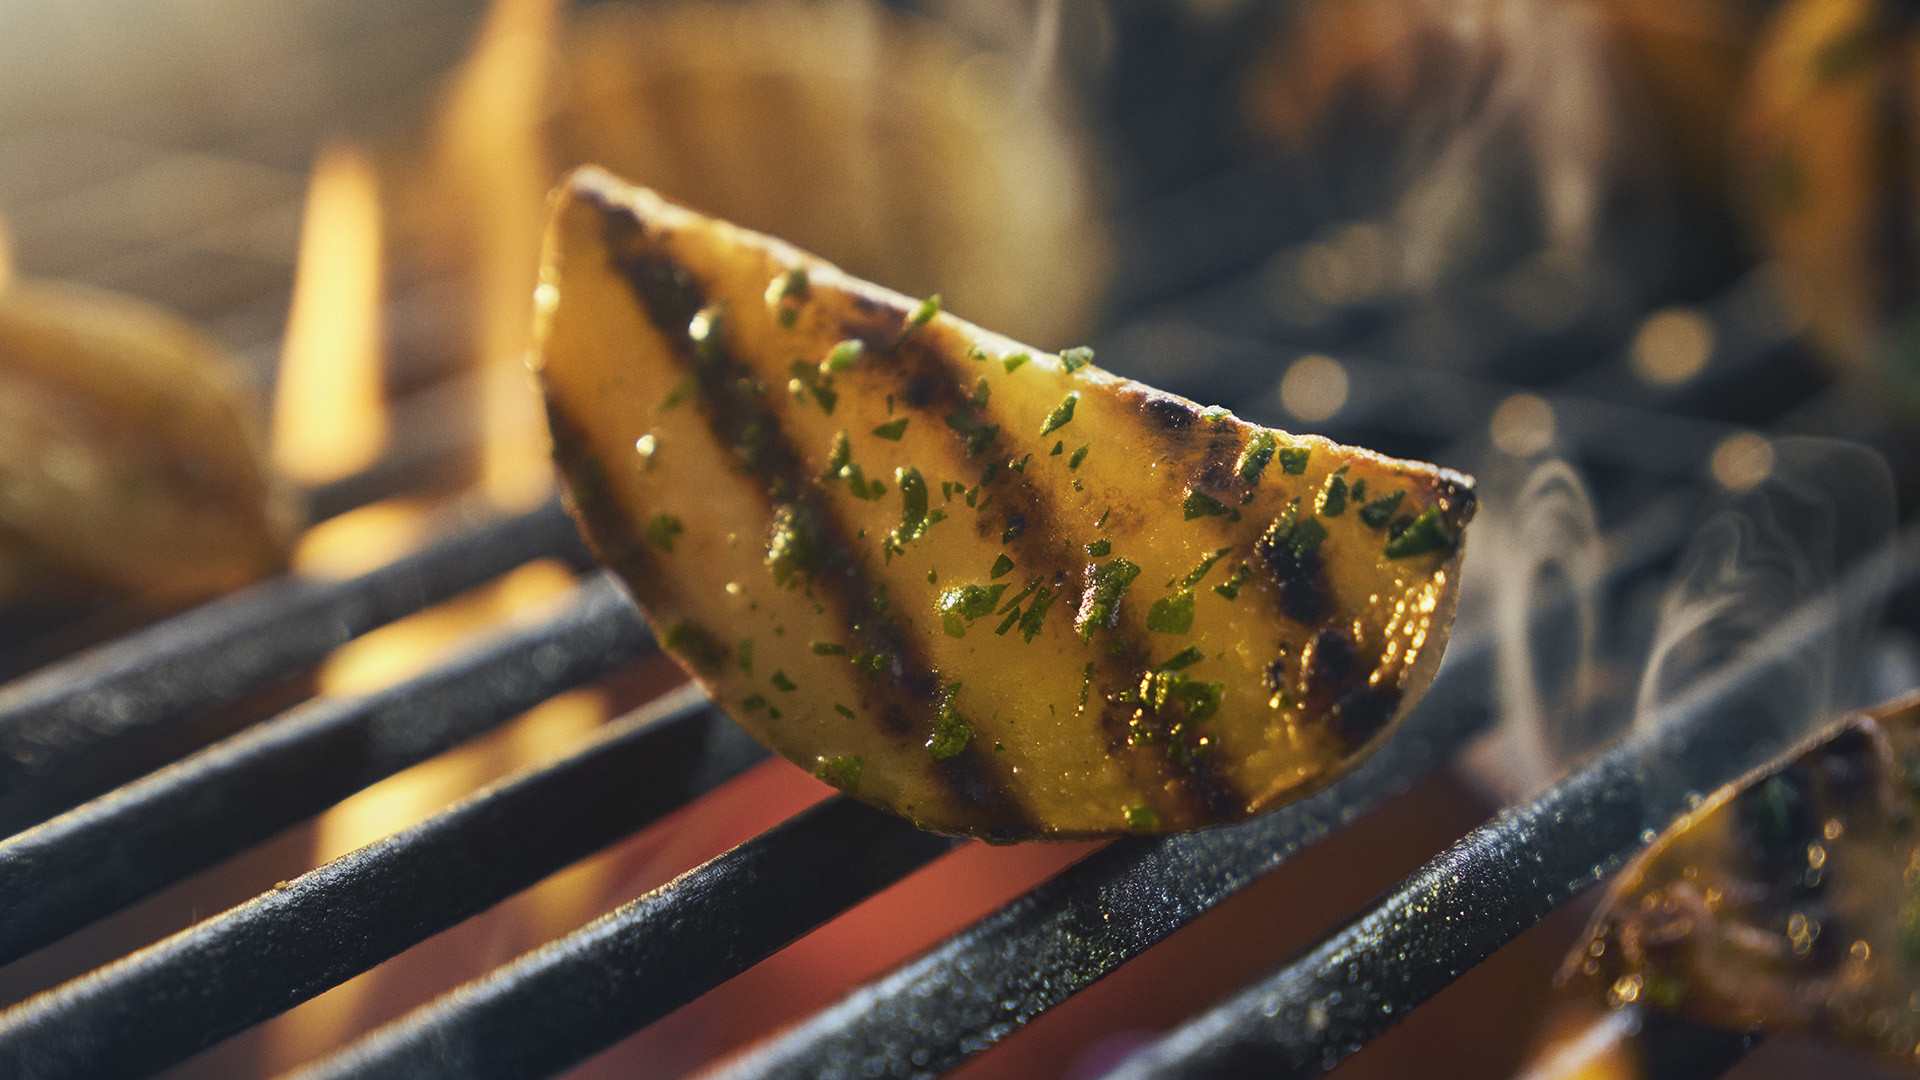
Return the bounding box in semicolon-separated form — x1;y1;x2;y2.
0;281;295;608
1564;693;1920;1065
534;167;1475;839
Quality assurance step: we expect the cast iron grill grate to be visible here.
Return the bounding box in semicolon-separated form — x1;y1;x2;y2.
2;4;1915;1078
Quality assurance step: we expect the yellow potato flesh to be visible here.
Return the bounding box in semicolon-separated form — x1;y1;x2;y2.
535;167;1474;839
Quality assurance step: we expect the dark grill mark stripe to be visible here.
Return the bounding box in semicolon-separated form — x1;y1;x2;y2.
841;318;1247;825
590;197;1034;834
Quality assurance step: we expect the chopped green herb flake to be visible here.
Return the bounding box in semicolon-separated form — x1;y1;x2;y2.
942;612;967;638
840;462;881;500
1002;352;1030;373
1001;516;1027;543
742;694;768;711
970;377;990;410
1147;590;1196;634
1018;586;1058;641
889;467;931;547
904;294;941;337
991;554;1015;579
1181;546;1233;588
1349;479;1368;503
1126;804;1158;830
872;417;910;440
998;579;1040;615
811;383;838;414
1213;563;1253;600
810;641;845;655
1011;453;1032;473
771;670;798;692
777;307;798;328
737;639;754;675
1094;507;1111;529
1060;346;1094;372
993;608;1021;635
1078;558;1142;640
1320;474;1348;517
1086;538;1111;557
979;461;1002;486
1358;490;1405;528
823;339;865;372
939;583;1009;623
1068;445;1089;470
1183;489;1230;519
661;619;727;672
1040;393;1080;436
1279;447;1311;475
659;375;698;413
766;503;826;586
1200;405;1230;422
816;753;863;791
927;696;973;761
769;266;808;302
825;430;851;474
1288;516;1328;556
833;704;857;720
646;513;683;552
1382;507;1458;559
1050;441;1064;456
1159;645;1205;671
1235;432;1277;483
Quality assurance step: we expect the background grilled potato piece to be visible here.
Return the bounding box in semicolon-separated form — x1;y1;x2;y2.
1564;693;1920;1065
535;167;1475;840
0;281;295;608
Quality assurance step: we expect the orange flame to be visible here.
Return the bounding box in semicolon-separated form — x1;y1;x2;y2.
273;142;388;486
0;209;13;293
434;0;561;511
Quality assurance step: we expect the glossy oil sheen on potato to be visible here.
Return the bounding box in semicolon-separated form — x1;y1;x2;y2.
534;167;1475;840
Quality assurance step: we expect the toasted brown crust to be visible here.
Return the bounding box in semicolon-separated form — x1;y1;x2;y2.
534;166;1474;838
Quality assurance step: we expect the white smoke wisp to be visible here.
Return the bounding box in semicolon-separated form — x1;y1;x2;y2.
1465;459;1605;801
1631;438;1895;750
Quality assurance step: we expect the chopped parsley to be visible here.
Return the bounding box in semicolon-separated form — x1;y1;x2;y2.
822;338;865;372
1078;558;1142;640
1147;590;1196;634
1320;472;1349;517
1279;446;1311;475
1060;346;1094;372
771;670;798;692
872;417;910;440
1382;506;1457;558
991;554;1015;579
1358;490;1406;528
1002;352;1030;373
1213;563;1253;600
646;512;683;552
1069;445;1089;470
1040;393;1080;436
902;294;941;340
1183;489;1230;519
1086;538;1111;557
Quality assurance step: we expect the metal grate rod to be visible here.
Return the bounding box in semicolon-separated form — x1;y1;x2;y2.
0;498;588;818
287;795;961;1080
0;572;648;970
0;683;766;1080
1106;527;1920;1080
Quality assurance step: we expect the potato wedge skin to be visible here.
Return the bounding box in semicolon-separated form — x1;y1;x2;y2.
535;167;1474;839
1564;694;1920;1063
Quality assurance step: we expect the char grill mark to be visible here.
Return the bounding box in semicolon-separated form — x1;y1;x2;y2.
835;311;1247;825
598;204;1034;832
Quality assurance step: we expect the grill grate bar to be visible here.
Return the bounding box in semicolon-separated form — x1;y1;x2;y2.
1107;528;1920;1080
0;499;588;812
0;573;650;970
0;683;766;1080
288;796;961;1080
